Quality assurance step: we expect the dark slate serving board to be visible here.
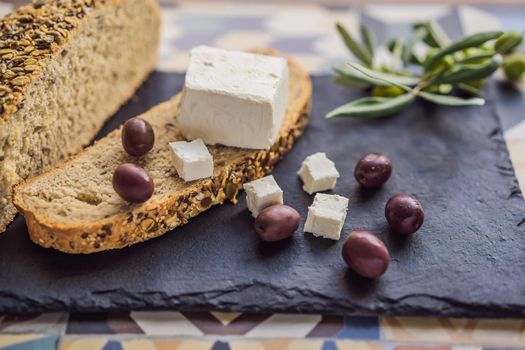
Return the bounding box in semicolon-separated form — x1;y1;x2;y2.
1;73;525;317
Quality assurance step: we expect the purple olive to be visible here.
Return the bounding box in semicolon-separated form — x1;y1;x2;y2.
112;163;154;203
122;117;155;156
342;231;390;279
385;193;424;235
354;153;392;188
255;205;300;242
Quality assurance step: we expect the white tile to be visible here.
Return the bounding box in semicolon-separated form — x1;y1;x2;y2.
244;314;321;338
471;319;524;344
505;120;525;141
265;6;348;37
0;2;13;17
364;5;451;24
214;31;274;52
130;311;203;336
458;5;501;35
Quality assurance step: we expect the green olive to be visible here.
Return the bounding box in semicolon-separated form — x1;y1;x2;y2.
425;54;454;71
495;32;523;55
424;84;452;94
372;85;405;97
503;53;525;81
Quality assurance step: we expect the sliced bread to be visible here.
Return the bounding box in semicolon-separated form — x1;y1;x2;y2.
0;0;161;232
13;50;312;254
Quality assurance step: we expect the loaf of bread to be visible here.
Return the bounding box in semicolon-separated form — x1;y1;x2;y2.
13;50;312;254
0;0;161;232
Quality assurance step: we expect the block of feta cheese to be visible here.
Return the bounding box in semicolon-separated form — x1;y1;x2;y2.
169;138;214;182
304;193;349;240
297;152;340;194
243;175;283;217
179;46;289;149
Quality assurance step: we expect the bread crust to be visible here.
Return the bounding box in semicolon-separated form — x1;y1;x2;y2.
0;0;161;121
14;51;312;254
0;0;161;232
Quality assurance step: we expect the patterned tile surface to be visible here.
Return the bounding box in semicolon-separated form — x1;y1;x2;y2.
1;1;525;349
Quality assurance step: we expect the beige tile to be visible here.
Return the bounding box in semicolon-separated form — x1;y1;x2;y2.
230;340;268;350
382;317;525;345
230;339;324;350
210;311;242;326
382;317;452;342
335;340;382;350
0;334;45;348
177;339;215;350
287;339;325;350
60;338;107;350
122;339;158;350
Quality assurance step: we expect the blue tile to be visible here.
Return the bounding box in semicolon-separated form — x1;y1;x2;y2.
211;341;230;350
176;14;265;33
322;340;338;350
335;316;380;340
173;33;221;50
226;17;265;31
271;37;320;54
1;336;58;350
176;15;227;35
474;5;525;32
102;340;123;350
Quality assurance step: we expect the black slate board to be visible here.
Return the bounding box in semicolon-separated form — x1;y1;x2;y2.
1;73;525;317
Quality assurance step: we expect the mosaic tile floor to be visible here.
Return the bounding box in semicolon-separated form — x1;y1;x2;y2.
1;1;525;349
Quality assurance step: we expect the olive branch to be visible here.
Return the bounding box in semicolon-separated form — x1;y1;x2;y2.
328;21;524;119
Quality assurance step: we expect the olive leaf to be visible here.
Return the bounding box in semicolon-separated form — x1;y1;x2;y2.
388;38;404;62
421;20;450;48
402;27;426;66
417;91;485;106
326;94;416;119
336;62;419;88
458;51;496;64
360;24;376;57
431;54;502;85
425;31;503;70
336;22;373;67
333;75;370;89
457;83;483;96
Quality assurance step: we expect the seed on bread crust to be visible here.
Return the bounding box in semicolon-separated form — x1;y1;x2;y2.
0;0;97;119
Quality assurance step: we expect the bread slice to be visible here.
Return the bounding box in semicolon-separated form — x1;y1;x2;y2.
0;0;161;232
13;50;312;254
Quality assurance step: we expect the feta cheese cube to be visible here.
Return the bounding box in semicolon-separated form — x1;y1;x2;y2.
179;46;289;150
297;152;340;194
304;193;349;240
243;175;283;217
169;138;214;182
